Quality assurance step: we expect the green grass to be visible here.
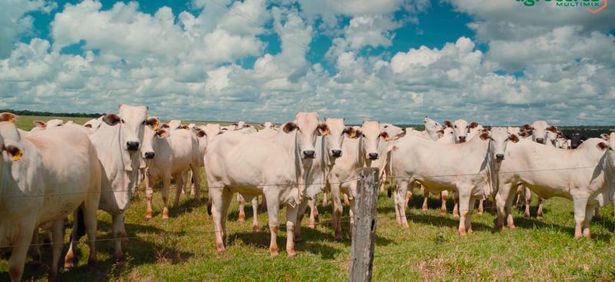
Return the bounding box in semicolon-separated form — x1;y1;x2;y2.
14;115;92;131
3;118;615;281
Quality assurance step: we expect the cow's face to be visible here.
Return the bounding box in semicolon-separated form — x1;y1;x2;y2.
601;133;615;151
325;118;345;158
453;119;469;143
117;104;148;152
546;126;559;147
466;122;481;140
484;127;519;162
141;117;164;160
424;117;444;139
437;127;455;143
529;120;550;144
361;121;384;160
0;113;24;165
284;112;322;159
570;132;586;149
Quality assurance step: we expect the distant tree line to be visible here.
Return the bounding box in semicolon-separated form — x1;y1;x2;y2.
0;109;102;118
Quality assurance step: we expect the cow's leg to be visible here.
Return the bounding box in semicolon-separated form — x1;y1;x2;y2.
583;201;596;238
393;183;401;224
477;197;484;215
49;220;65;280
422;190;429;211
453;192;459;218
83;195;99;264
307;198;318;228
593;205;601;219
440;190;448;214
572;194;590;238
8;223;35;282
174;173;185;208
405;190;412;207
251;197;259;232
191;165;200;199
466;197;476;234
536;197;545;219
285;203;299;257
145;174;154;220
457;187;471;236
161;175;171;219
264;191;281;257
505;186;517;229
211;187;232;253
396;181;409;228
322;191;329;206
524;187;531;218
495;183;513;230
64;219;78;270
238;194;246;222
349;196;356;239
112;212;127;262
331;183;343;240
343;193;351;206
294;198;309;242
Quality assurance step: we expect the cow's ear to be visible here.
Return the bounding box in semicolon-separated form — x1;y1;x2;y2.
395;128;407;139
343;127;355;138
102;113;121;126
0;112;17;123
480;131;490;140
84;124;93;128
469;122;479;129
146;117;160;130
3;145;23;161
509;134;519;143
600;133;610;140
318;123;329;136
156;128;169;138
521;124;532;130
161;123;170;129
443;120;452;128
436;129;444;135
546;126;558;132
33;121;46;129
597;142;611;151
283;122;298;133
379;131;390;141
193;127;206;138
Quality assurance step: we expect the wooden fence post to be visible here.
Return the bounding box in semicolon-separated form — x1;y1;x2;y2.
349;167;379;282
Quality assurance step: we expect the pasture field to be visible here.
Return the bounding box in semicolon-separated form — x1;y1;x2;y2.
2;117;615;281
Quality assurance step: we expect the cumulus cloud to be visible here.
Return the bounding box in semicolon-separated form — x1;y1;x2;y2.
0;0;54;58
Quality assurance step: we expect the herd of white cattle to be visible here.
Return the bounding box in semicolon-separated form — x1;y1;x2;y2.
1;104;614;281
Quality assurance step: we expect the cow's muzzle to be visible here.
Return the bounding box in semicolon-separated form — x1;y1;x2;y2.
144;152;155;159
303;150;315;159
496;154;504;161
368;153;379;160
126;141;140;151
331;150;342;158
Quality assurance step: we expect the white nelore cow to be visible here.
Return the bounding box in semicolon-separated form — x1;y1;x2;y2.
204;112;325;256
390;128;507;235
30;119;65;131
495;137;615;238
0;113;101;281
76;104;148;263
84;116;104;131
140;117;202;219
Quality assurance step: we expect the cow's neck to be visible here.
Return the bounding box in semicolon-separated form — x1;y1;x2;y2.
91;124;137;190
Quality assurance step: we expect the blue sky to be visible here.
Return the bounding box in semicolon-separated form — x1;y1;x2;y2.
1;0;614;125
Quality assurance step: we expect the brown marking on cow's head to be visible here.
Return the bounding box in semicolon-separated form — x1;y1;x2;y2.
468;122;479;129
343;127;362;139
379;131;390;141
443;120;453;128
546;126;558;133
509;134;520;143
317;123;329;136
479;130;490;141
3;145;23;161
597;142;611;151
102;113;122;126
193;128;206;138
178;125;189;130
0;113;17;123
283;122;298;133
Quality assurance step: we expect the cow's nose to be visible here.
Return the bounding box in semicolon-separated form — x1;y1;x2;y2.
331;150;342;158
496;154;504;161
458;136;466;143
126;141;140;151
144;152;155;159
536;138;545;144
303;150;315;159
368;153;379;160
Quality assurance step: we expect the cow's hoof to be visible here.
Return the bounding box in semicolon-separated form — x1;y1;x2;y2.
114;254;125;264
334;234;342;241
308;221;316;229
507;224;516;230
216;244;226;254
63;261;74;270
440;208;447;214
536;215;543;220
458;230;467;236
252;225;259;232
270;249;279;257
238;214;246;222
287;249;297;257
145;213;153;220
162;208;169;219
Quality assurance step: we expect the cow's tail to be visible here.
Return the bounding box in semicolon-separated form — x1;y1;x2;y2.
75;205;86;239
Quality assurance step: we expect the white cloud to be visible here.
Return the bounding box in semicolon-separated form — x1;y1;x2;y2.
0;0;54;58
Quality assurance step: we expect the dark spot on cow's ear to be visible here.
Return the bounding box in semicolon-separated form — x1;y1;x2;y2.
601;133;610;141
469;122;479;129
443;120;452;128
161;123;170;129
283;122;298;133
379;131;390;141
318;123;329;136
521;124;532;130
33;121;46;129
480;131;490;140
597;142;611;151
84;124;92;128
0;112;17;123
436;129;444;135
232;123;238;127
102;113;121;126
546;126;558;133
146;117;160;130
3;145;23;161
509;134;519;143
395;128;407;139
156;128;169;138
193;128;206;138
178;125;189;130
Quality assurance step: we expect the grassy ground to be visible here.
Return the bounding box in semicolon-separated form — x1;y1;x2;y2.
2;175;615;281
3;118;615;281
14;115;92;131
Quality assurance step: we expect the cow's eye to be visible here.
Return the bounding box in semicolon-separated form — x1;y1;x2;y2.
121;119;126;124
454;125;457;128
142;120;146;125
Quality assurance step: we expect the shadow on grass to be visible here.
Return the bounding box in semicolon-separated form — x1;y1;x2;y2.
502;216;613;242
2;221;194;282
